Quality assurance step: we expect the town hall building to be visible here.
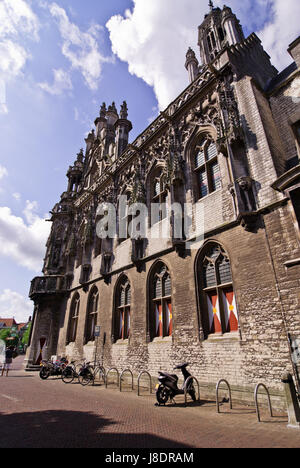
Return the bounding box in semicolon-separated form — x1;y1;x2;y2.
26;4;300;406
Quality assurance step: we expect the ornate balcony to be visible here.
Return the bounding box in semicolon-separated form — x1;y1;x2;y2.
29;275;66;299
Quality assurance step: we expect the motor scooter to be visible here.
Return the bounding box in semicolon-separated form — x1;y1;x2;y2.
155;362;196;405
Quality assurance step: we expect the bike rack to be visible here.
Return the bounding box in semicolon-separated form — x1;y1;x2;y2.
120;369;134;392
216;379;233;414
92;366;106;386
254;383;273;423
137;371;152;396
105;367;120;388
184;376;200;407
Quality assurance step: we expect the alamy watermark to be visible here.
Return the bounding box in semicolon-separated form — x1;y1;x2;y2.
95;196;205;251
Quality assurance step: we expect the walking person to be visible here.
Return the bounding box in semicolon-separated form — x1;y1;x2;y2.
1;346;13;377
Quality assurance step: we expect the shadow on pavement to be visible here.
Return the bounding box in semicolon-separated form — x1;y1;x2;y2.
0;410;194;449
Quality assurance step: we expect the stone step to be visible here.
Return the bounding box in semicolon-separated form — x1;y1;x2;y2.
25;365;41;372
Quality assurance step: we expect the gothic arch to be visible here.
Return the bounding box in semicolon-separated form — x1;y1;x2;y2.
194;240;239;339
185;125;221;201
147;260;173;341
112;274;132;343
66;292;80;344
84;285;99;344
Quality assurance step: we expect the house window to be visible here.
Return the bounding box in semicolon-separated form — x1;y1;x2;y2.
115;276;131;341
67;293;80;344
198;243;238;337
85;287;99;343
194;139;221;199
150;263;172;339
151;174;168;225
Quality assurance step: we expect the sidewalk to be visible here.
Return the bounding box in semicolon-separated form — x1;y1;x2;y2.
0;357;299;448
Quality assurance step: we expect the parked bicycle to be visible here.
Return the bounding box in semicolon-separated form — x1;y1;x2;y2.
78;361;106;386
61;360;81;384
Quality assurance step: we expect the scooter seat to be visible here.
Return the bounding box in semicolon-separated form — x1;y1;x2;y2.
159;371;178;382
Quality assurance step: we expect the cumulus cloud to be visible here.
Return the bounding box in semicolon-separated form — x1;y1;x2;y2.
38;68;73;96
106;0;300;110
0;289;32;323
0;0;39;112
0;200;51;273
48;2;113;91
257;0;300;70
0;165;8;180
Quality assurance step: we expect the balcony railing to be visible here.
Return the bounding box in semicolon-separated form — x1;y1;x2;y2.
29;275;66;298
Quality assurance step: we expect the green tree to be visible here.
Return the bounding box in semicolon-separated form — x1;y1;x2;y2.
21;322;32;347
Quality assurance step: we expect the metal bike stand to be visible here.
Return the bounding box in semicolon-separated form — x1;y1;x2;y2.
120;369;134;392
184;376;200;407
254;383;273;423
137;371;152;396
216;379;233;414
105;367;120;389
92;366;106;386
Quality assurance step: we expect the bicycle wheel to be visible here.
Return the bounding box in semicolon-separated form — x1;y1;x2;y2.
62;366;75;384
78;366;94;386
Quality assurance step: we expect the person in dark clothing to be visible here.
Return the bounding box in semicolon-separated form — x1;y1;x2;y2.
1;347;13;377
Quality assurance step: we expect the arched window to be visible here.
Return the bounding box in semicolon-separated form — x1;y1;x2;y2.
67;293;80;344
118;191;132;242
197;242;238;337
151;171;168;225
85;287;99;343
149;262;172;339
114;276;131;341
193;137;221;200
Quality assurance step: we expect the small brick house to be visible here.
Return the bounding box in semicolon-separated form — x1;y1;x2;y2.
26;4;300;406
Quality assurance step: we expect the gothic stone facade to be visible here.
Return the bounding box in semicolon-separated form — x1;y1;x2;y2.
26;5;300;406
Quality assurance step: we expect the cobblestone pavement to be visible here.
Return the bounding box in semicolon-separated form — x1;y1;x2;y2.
0;357;300;448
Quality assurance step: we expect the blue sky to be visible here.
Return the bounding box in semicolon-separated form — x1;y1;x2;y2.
0;0;299;322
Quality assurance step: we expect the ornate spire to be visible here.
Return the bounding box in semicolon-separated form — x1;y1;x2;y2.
100;102;106;118
120;101;128;119
209;0;214;11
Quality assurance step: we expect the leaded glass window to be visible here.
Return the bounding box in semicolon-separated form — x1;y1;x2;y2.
199;243;238;336
85;287;99;343
115;276;131;341
67;293;80;344
194;139;221;200
151;263;172;339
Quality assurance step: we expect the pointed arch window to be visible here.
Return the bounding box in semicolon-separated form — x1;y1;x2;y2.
194;138;221;200
119;192;132;242
114;276;131;341
151;172;168;225
67;293;80;344
150;263;172;339
85;287;99;343
198;243;238;337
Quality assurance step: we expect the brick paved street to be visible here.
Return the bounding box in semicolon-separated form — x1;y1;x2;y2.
0;356;300;449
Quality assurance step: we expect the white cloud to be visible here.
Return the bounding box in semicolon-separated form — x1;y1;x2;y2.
0;0;39;40
0;39;28;79
0;0;40;112
13;193;21;201
0;289;32;323
106;0;300;110
0;165;8;180
38;68;73;96
257;0;300;70
0;201;51;273
48;2;113;91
